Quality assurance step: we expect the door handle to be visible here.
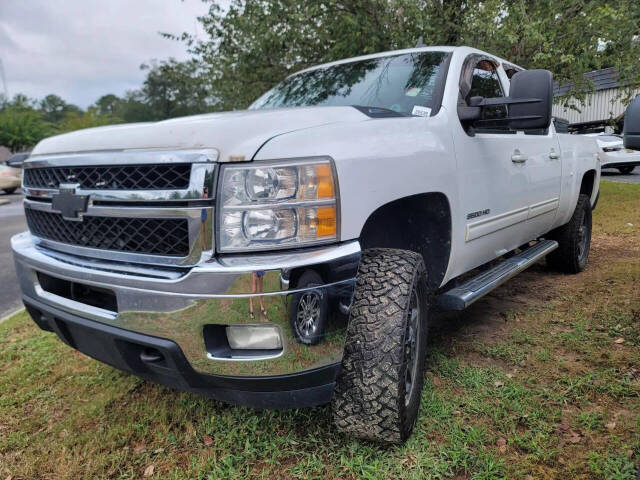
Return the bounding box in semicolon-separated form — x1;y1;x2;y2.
511;150;528;163
549;149;560;160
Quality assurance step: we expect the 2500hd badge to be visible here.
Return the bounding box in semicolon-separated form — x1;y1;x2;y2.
466;208;491;220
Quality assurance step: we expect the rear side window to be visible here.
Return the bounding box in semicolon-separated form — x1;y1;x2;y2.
502;63;523;81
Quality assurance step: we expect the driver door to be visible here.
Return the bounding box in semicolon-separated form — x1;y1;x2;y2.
454;56;534;271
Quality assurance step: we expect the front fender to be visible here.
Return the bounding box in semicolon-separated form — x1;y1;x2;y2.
253;112;459;243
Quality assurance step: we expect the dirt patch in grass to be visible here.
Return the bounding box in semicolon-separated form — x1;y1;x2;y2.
1;180;639;480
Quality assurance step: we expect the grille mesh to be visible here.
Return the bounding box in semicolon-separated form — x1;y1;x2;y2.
25;209;190;257
24;164;191;190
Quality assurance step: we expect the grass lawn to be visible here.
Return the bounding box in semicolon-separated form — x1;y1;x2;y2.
1;180;639;479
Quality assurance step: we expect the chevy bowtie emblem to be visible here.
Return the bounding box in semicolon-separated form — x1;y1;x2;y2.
51;183;89;221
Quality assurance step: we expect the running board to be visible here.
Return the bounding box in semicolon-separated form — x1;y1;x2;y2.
438;240;558;311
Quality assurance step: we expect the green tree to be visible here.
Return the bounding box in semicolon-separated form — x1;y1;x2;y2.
137;58;214;119
116;90;156;122
57;107;122;133
3;93;37;111
465;0;640;106
180;0;640;111
95;94;122;116
39;94;82;123
184;0;415;110
0;107;53;152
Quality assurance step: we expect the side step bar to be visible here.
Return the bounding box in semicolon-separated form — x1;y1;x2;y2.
438;240;558;311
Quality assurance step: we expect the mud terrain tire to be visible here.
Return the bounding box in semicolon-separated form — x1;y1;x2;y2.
547;193;592;273
332;248;429;443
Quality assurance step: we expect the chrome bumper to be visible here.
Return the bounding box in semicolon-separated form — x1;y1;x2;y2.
12;232;360;377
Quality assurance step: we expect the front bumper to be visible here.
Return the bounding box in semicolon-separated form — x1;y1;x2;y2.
12;232;360;407
601;161;640;169
600;152;640;170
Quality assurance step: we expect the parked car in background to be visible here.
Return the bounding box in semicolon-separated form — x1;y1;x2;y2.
589;134;639;174
0;164;21;194
2;151;29;194
6;151;31;169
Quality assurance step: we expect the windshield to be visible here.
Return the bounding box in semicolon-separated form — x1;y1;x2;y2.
249;51;448;116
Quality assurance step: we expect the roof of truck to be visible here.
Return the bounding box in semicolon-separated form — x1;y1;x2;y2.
290;46;521;77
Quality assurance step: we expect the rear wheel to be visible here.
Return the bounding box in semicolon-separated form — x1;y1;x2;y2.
618;166;634;175
3;188;16;194
332;248;428;443
547;194;592;273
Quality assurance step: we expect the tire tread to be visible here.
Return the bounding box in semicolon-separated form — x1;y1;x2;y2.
547;193;592;273
332;248;427;443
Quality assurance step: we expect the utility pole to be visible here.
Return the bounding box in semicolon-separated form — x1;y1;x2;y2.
0;58;8;100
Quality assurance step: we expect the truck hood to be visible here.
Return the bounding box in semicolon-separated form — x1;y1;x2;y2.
31;106;370;160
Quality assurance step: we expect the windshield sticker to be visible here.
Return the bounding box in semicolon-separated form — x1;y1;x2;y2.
406;87;421;97
412;106;431;117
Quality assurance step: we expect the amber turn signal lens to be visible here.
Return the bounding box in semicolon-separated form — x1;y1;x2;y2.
316;206;337;237
316;164;335;198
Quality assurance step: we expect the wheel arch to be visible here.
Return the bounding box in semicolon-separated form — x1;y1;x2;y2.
358;192;452;290
580;169;597;203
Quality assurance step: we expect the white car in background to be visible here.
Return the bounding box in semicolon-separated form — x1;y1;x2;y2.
591;134;640;174
0;164;21;194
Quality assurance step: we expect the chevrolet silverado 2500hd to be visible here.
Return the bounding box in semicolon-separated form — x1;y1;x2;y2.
12;46;605;443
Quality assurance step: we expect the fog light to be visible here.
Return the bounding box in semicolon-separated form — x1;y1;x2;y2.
225;325;282;350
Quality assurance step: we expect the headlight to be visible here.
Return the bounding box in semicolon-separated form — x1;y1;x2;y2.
218;158;339;252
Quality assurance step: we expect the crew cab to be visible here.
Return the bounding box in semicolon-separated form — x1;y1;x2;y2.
12;46;603;443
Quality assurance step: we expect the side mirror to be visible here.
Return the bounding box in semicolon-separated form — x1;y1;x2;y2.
623;96;640;151
508;69;553;130
6;159;23;168
6;152;29;168
458;70;554;131
458;96;483;121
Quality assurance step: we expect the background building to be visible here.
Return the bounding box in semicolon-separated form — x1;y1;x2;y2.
552;68;640;134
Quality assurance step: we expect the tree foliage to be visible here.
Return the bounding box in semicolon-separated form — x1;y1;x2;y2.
139;58;214;118
2;0;639;152
39;94;82;123
0;106;53;152
0;58;214;151
182;0;640;110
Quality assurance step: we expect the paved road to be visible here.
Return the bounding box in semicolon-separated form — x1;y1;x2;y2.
0;192;27;318
601;166;640;184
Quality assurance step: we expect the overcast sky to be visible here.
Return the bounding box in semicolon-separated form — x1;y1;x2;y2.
0;0;212;108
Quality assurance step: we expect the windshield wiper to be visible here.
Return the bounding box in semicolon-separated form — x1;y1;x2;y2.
352;105;409;118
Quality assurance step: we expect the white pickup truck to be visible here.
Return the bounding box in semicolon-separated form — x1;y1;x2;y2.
12;46;604;443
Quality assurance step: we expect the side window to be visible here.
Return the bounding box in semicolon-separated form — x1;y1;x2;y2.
554;118;570;133
502;63;523;81
467;61;507;121
465;59;512;133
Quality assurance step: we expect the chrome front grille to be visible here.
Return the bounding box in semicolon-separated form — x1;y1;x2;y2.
24;164;192;190
25;209;190;256
22;149;217;266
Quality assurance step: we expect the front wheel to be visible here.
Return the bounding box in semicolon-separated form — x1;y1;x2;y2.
289;270;328;345
3;188;16;194
618;166;634;175
332;248;429;444
547;194;592;273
